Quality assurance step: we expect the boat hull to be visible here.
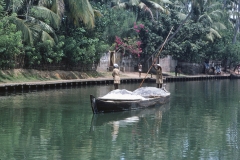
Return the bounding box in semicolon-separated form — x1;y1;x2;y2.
90;95;170;114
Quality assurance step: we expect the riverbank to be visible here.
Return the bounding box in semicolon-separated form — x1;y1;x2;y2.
0;69;159;83
0;69;234;84
0;69;233;92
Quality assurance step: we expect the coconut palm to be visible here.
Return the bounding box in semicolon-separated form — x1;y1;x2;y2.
197;3;227;42
173;0;226;42
6;0;62;45
6;0;99;45
111;0;171;21
63;0;96;28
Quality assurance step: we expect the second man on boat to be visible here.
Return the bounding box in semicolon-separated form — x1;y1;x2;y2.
112;64;121;90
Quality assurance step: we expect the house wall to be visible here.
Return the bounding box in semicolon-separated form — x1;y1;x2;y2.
120;55;138;72
97;52;138;72
97;52;176;73
159;55;177;72
178;62;204;75
97;52;110;71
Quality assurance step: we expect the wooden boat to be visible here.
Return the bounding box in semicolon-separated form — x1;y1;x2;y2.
90;87;170;114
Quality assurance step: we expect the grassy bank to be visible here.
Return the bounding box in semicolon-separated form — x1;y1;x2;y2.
0;69;106;83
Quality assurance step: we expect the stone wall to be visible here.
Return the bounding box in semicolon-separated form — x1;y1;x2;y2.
120;55;138;72
159;56;177;72
178;62;204;75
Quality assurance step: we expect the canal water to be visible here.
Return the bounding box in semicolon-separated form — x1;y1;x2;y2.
0;79;240;160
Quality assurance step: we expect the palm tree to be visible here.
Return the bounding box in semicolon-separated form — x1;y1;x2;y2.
63;0;96;28
6;0;99;45
148;0;225;59
197;2;227;42
6;0;61;45
111;0;171;21
172;0;226;42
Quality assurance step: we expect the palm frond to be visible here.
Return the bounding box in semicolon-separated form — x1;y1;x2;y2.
27;17;58;43
206;33;214;42
94;9;103;18
51;0;65;19
198;14;213;23
139;2;154;20
41;31;55;46
30;6;60;29
27;16;55;33
206;28;221;42
212;22;227;30
209;10;223;19
13;17;33;45
148;1;165;13
207;2;222;10
67;0;95;28
210;28;221;38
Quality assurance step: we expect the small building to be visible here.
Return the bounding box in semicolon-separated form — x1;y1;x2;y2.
97;51;177;73
97;51;139;72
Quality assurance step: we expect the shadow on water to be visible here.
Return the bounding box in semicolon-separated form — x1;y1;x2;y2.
90;102;171;131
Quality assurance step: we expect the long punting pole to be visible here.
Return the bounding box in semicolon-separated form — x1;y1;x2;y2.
138;27;174;88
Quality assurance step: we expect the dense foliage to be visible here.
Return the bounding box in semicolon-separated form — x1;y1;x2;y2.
1;0;240;69
0;1;23;69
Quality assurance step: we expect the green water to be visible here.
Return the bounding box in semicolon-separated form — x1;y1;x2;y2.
0;80;240;160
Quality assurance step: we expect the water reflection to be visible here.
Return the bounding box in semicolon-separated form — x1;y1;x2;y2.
1;80;240;159
90;103;170;142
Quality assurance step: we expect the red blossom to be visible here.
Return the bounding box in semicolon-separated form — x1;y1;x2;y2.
139;24;144;28
114;36;142;56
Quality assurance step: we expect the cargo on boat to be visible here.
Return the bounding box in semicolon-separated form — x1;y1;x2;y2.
90;87;170;114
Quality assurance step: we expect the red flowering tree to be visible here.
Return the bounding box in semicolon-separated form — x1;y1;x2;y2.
114;23;147;57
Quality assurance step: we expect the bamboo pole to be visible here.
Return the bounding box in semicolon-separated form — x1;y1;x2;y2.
138;27;174;88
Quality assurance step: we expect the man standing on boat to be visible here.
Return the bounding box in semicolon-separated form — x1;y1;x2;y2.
112;64;120;89
153;64;163;88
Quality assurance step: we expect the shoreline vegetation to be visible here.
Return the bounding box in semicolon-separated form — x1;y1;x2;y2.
0;69;104;83
0;69;146;83
0;69;234;84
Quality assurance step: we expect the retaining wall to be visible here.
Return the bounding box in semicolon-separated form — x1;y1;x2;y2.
0;74;232;93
